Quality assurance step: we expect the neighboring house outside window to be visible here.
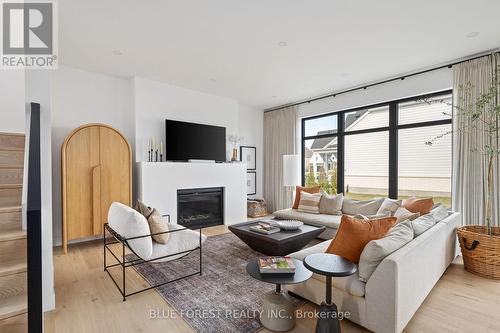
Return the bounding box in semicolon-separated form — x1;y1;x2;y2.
302;92;452;207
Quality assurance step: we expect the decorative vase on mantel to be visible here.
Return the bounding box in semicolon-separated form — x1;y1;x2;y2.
231;148;238;162
228;134;243;162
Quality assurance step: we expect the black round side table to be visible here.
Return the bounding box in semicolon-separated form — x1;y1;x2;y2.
247;258;312;332
303;253;357;333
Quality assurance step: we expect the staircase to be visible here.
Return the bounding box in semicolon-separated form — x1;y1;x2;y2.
0;133;27;332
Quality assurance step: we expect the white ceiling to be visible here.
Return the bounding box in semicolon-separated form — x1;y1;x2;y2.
59;0;500;109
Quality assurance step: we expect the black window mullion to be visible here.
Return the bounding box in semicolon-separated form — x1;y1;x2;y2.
301;90;452;200
301;118;306;186
389;102;398;199
337;114;345;195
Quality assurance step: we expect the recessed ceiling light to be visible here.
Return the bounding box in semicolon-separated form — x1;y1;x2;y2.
466;31;479;38
278;41;288;47
112;50;123;56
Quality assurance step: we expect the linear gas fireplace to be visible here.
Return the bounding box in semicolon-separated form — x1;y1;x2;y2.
177;187;224;229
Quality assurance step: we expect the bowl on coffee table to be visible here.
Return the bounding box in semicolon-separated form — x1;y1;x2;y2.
276;220;303;231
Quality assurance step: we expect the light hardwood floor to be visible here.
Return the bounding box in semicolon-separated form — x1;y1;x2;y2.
45;225;500;333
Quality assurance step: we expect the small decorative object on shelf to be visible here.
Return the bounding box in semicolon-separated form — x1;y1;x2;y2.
258;257;296;274
147;137;164;162
228;134;244;162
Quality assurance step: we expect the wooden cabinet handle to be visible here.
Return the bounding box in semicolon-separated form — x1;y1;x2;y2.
92;165;102;235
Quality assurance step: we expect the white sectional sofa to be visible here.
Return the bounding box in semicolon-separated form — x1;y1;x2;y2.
286;211;461;333
273;208;341;240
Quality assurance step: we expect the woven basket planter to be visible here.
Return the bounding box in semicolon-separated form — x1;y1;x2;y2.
247;199;268;218
458;226;500;280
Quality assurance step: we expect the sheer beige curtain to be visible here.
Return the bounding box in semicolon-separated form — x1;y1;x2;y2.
452;53;500;227
264;106;297;212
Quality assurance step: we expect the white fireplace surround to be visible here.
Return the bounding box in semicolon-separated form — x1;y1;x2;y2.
137;162;247;225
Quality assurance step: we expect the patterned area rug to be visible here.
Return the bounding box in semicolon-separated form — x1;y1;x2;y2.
130;233;312;333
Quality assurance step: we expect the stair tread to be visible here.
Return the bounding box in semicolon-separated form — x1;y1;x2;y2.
0;206;21;213
0;293;27;321
0;184;22;189
0;231;26;242
0;133;25;137
0;263;26;278
0;147;24;152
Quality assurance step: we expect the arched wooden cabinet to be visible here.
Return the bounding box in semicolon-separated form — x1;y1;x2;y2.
62;124;131;253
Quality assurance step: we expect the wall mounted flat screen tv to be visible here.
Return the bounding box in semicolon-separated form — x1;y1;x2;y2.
165;120;226;162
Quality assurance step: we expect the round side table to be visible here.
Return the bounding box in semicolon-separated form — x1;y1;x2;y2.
303;253;357;333
246;258;312;332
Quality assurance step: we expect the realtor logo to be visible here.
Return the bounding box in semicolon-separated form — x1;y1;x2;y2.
1;1;58;68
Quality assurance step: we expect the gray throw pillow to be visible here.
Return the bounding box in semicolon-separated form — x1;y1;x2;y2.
394;206;420;223
358;220;414;282
342;197;384;216
319;193;343;215
411;205;449;236
411;213;437;236
376;198;402;216
430;205;449;221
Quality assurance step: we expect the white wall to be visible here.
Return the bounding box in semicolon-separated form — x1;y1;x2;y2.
238;103;264;198
138;162;247;225
50;66;133;245
133;77;264;199
0;70;25;133
133;77;239;162
25;70;55;312
50;69;264;244
298;68;453;119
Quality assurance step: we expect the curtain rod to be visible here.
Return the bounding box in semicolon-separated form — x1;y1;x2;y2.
264;48;500;113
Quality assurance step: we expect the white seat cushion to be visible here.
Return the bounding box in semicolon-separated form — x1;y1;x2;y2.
108;202;153;260
288;240;331;260
150;223;207;262
273;208;342;229
289;240;365;297
312;272;366;297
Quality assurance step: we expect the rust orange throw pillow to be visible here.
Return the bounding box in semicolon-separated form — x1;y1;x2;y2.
403;197;434;215
292;186;320;209
326;215;397;263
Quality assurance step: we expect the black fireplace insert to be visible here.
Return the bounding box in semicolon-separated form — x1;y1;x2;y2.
177;187;224;229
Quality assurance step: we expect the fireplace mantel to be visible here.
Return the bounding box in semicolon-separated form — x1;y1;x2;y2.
137;162;247;225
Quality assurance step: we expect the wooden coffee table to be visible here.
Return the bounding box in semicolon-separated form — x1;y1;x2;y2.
228;220;325;256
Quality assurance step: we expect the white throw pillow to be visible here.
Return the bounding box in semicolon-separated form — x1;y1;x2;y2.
411;205;449;236
353;212;391;221
358;220;414;282
108;202;153;260
319;193;343;215
376;198;402;216
342;197;384;216
430;204;449;221
394;206;420;223
297;191;322;214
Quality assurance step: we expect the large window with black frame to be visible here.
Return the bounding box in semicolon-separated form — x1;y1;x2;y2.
302;91;453;207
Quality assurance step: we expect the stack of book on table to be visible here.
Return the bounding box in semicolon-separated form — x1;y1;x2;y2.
258;257;296;274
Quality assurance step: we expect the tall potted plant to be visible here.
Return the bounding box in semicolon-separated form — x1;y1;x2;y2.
422;65;500;279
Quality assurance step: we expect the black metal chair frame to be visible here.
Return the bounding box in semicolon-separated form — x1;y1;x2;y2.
103;217;203;301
